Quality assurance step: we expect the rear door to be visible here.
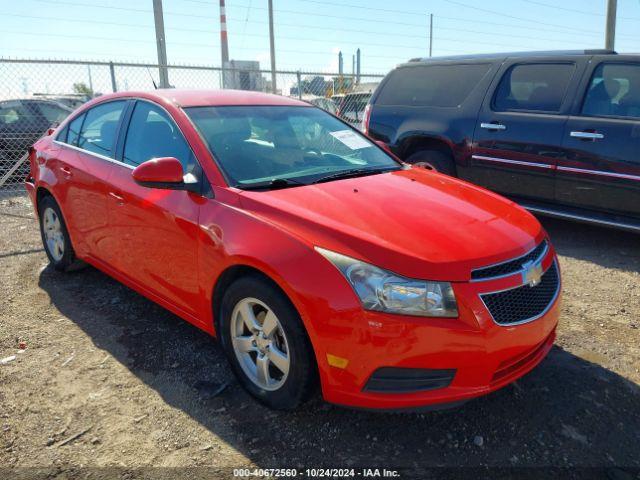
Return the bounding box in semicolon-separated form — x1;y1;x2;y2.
52;100;127;260
106;100;203;317
468;57;588;202
557;57;640;218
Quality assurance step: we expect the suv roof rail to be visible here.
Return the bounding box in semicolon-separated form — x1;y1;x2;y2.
584;49;617;55
407;49;619;63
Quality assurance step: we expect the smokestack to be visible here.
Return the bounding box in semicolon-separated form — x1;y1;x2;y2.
220;0;229;65
338;51;343;75
356;48;361;84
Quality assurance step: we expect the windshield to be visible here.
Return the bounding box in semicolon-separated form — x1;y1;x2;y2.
185;105;400;188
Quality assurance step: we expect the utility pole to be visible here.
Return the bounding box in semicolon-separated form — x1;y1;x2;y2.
356;48;361;84
87;65;94;96
152;0;170;88
268;0;277;94
605;0;617;50
429;13;433;57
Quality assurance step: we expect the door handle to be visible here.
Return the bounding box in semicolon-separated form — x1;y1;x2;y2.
60;166;72;178
480;122;506;131
108;192;125;205
570;131;604;140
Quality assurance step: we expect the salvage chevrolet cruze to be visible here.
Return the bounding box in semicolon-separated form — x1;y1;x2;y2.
26;90;560;410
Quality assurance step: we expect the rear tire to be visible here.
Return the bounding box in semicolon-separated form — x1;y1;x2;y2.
38;195;79;272
405;149;456;176
219;275;317;410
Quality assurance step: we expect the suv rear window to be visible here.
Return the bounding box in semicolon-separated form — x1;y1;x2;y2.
493;63;575;112
375;63;491;107
582;63;640;118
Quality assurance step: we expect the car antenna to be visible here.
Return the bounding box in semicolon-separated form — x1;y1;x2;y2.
146;67;158;89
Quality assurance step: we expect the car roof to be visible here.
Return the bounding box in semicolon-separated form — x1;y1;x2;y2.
97;89;310;108
404;49;620;65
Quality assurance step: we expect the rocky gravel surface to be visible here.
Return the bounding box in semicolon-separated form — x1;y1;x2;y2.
0;195;639;479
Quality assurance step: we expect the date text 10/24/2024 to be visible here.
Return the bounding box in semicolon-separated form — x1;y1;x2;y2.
233;468;401;478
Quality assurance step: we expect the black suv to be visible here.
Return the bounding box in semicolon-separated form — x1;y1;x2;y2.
365;50;640;232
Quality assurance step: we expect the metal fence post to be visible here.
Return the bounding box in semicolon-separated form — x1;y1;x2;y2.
109;62;117;92
297;71;302;100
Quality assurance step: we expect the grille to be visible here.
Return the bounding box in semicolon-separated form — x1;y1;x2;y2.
481;261;559;325
472;240;548;281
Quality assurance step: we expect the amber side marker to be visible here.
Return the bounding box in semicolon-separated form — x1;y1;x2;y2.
326;354;349;369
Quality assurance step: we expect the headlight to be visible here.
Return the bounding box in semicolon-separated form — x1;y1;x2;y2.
316;247;458;318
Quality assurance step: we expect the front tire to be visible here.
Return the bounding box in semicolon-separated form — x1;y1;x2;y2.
38;195;78;272
219;275;317;410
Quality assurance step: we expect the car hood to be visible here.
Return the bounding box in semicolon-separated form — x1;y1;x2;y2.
238;168;544;281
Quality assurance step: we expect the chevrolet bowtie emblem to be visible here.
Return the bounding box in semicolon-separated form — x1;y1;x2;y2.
521;260;543;287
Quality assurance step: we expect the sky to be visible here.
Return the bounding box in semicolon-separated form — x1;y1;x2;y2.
2;0;640;95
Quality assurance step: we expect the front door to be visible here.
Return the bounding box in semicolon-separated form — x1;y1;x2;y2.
106;100;203;317
558;58;640;218
467;59;587;203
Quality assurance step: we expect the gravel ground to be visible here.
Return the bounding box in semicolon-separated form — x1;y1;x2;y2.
0;194;639;479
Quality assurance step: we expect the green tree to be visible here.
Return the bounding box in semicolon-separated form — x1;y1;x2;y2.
72;82;93;97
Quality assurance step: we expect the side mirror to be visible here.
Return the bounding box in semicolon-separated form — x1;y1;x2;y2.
132;157;199;193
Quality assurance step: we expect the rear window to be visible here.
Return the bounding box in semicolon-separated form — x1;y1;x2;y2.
493;63;575;112
582;63;640;118
375;63;491;107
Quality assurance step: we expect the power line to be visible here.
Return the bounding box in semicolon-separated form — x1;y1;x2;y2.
4;22;596;54
23;0;640;41
3;12;578;46
2;30;424;60
442;0;607;34
520;0;604;16
8;11;597;48
520;0;640;21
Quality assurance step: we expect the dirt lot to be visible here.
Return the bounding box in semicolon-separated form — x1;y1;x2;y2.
0;194;639;479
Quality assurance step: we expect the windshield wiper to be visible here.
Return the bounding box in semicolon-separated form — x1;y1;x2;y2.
237;177;306;191
311;167;397;184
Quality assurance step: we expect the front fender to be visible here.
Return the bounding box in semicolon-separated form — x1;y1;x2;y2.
197;196;363;393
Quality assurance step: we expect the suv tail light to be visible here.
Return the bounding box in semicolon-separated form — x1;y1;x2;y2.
27;146;36;180
362;103;372;134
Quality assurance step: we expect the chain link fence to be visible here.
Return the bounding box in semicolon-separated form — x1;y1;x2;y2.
0;58;385;198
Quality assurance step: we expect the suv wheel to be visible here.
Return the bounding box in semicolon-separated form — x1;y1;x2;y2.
219;275;317;410
405;149;456;176
38;195;80;272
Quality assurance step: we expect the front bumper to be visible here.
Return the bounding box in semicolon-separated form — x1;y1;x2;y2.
315;250;561;410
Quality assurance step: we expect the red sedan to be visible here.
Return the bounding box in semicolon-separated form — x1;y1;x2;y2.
26;90;560;411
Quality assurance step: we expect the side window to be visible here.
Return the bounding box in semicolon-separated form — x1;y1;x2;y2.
66;114;85;146
56;124;69;143
77;101;126;158
493;63;575;112
123;102;196;172
0;101;30;125
582;63;640;119
376;63;492;107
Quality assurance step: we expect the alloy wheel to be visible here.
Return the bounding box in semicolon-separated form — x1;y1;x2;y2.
43;207;64;262
230;297;291;391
